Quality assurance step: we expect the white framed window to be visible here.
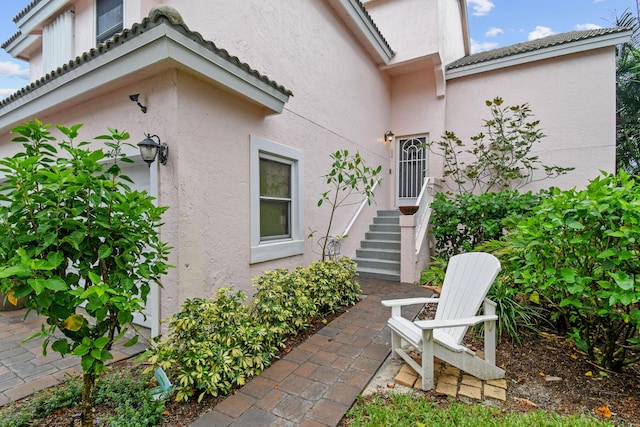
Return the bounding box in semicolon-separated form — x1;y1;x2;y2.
250;136;304;263
96;0;123;44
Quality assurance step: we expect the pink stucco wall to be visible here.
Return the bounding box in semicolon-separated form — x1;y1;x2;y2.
445;47;618;193
0;0;621;322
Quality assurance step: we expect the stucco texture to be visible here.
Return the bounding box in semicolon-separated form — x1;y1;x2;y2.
445;47;617;193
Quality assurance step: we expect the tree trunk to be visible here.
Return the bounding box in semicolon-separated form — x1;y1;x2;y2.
81;372;96;427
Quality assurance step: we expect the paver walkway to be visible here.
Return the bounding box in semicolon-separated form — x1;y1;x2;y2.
0;307;148;406
0;278;438;426
190;278;431;427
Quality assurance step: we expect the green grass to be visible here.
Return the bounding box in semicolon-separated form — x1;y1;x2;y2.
344;393;614;427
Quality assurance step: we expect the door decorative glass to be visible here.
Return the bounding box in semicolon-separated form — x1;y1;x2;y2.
396;136;427;205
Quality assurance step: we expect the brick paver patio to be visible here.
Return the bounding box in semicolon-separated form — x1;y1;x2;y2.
0;307;148;406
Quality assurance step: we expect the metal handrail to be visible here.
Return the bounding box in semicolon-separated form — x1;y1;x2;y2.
342;179;380;238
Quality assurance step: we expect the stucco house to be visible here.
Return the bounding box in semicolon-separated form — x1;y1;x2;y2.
0;0;631;336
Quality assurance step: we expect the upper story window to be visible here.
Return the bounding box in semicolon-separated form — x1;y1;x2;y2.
96;0;123;44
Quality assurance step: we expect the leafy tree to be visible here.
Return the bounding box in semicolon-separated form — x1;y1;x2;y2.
0;120;170;427
615;8;640;175
424;97;573;194
317;150;382;260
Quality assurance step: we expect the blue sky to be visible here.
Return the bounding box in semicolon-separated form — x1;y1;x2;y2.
0;0;638;98
468;0;637;52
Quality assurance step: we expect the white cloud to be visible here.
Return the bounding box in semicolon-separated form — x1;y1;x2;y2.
0;61;29;79
575;23;602;31
0;88;18;98
485;27;504;37
468;0;495;17
470;38;499;53
593;0;605;3
528;26;555;40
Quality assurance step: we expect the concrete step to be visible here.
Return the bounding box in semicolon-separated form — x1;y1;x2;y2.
356;248;401;261
377;209;402;217
373;216;400;225
356;209;403;283
369;223;401;233
360;239;401;251
365;231;401;241
357;266;401;281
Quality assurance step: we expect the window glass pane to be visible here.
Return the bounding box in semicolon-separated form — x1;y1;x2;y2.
97;0;123;42
260;200;290;238
260;158;290;198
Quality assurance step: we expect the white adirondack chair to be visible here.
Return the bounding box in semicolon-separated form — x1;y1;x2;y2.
381;252;505;391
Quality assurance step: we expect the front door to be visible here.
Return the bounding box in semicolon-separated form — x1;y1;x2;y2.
396;136;427;206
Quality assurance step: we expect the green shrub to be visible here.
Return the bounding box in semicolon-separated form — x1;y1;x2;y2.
303;258;360;314
94;369;165;426
486;274;548;344
144;288;279;402
143;258;361;403
0;377;82;427
252;268;318;337
502;171;640;369
0;369;163;427
430;190;543;258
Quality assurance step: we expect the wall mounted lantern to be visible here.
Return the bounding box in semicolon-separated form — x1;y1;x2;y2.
384;131;395;143
137;134;168;166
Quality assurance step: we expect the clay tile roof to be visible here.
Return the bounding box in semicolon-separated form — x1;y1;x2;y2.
2;0;42;50
1;31;22;50
12;0;42;23
447;27;630;71
1;5;292;107
355;0;394;56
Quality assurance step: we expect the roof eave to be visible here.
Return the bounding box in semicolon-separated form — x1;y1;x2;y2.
4;32;40;60
0;22;292;132
459;0;470;56
326;0;395;65
446;29;633;80
15;0;72;35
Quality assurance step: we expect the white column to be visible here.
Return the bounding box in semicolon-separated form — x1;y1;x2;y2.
399;214;417;283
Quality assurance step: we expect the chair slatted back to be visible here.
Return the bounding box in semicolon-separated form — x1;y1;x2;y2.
433;252;501;345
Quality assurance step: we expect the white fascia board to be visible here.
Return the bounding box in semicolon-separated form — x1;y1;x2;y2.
15;0;72;34
459;0;470;56
164;27;291;109
0;24;290;130
4;33;40;59
447;30;633;80
328;0;394;64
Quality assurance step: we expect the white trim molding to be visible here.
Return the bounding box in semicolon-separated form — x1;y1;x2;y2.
250;135;305;264
447;29;633;80
325;0;395;65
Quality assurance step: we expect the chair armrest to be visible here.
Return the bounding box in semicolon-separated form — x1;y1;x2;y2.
381;297;440;308
414;314;498;330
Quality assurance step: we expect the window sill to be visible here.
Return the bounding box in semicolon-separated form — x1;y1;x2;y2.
251;239;304;264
